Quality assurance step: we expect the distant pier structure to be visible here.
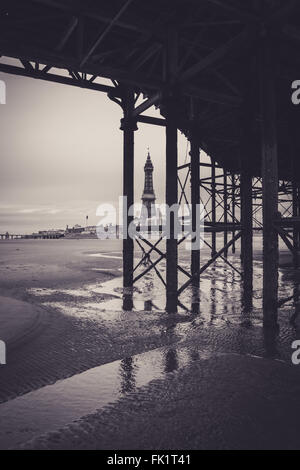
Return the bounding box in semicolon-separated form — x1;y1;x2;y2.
141;150;156;219
1;0;300;327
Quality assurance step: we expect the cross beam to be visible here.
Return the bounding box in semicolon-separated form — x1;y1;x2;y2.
80;0;134;67
0;62;118;96
180;27;257;83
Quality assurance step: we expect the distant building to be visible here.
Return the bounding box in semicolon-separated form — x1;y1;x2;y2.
66;224;84;234
84;225;97;235
141;150;156;218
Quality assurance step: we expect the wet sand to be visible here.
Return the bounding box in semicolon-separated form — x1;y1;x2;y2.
1;238;300;449
0;296;45;346
18;353;300;450
0;238;121;293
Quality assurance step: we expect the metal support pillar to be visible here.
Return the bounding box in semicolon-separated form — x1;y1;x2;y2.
223;171;228;258
211;157;217;257
260;33;279;327
231;174;236;254
190;122;200;313
120;87;137;311
293;181;300;267
240;158;253;311
165;26;178;313
240;60;254;312
165;97;178;313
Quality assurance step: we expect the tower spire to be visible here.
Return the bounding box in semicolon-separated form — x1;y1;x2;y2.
142;148;156;218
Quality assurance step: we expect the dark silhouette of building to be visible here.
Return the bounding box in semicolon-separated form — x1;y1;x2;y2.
141;150;156;218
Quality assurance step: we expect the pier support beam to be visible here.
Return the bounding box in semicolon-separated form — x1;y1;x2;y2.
231;174;236;254
211;157;217;257
165;96;178;313
190;122;200;313
164;26;179;313
240;61;254;312
260;34;279;327
223;171;228;258
120;87;137;311
240;157;253;311
292;180;300;267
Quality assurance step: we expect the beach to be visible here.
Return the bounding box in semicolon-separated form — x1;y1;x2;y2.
1;238;300;449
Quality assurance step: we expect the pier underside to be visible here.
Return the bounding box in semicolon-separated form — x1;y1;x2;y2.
1;0;300;325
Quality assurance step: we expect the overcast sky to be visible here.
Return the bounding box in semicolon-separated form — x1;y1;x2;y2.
0;67;212;234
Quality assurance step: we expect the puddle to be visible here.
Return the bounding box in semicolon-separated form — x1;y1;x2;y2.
27;246;300;326
91;268;122;273
88;253;123;260
1;239;299;449
0;344;219;449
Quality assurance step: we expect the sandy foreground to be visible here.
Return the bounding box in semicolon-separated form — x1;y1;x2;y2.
0;238;300;449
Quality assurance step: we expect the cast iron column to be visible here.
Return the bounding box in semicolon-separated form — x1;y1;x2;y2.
240;60;254;313
292;171;300;267
164;25;179;313
232;174;236;254
211;157;217;257
240;156;253;311
165;94;178;313
190;122;200;313
260;31;279;327
223;171;228;258
120;87;137;311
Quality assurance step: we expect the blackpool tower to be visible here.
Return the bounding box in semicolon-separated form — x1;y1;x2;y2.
141;150;156;219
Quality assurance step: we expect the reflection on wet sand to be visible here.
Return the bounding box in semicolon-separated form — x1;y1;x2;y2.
2;239;300;450
164;349;179;373
210;266;217;324
0;343;220;449
120;357;136;394
263;327;280;359
27;245;300;331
